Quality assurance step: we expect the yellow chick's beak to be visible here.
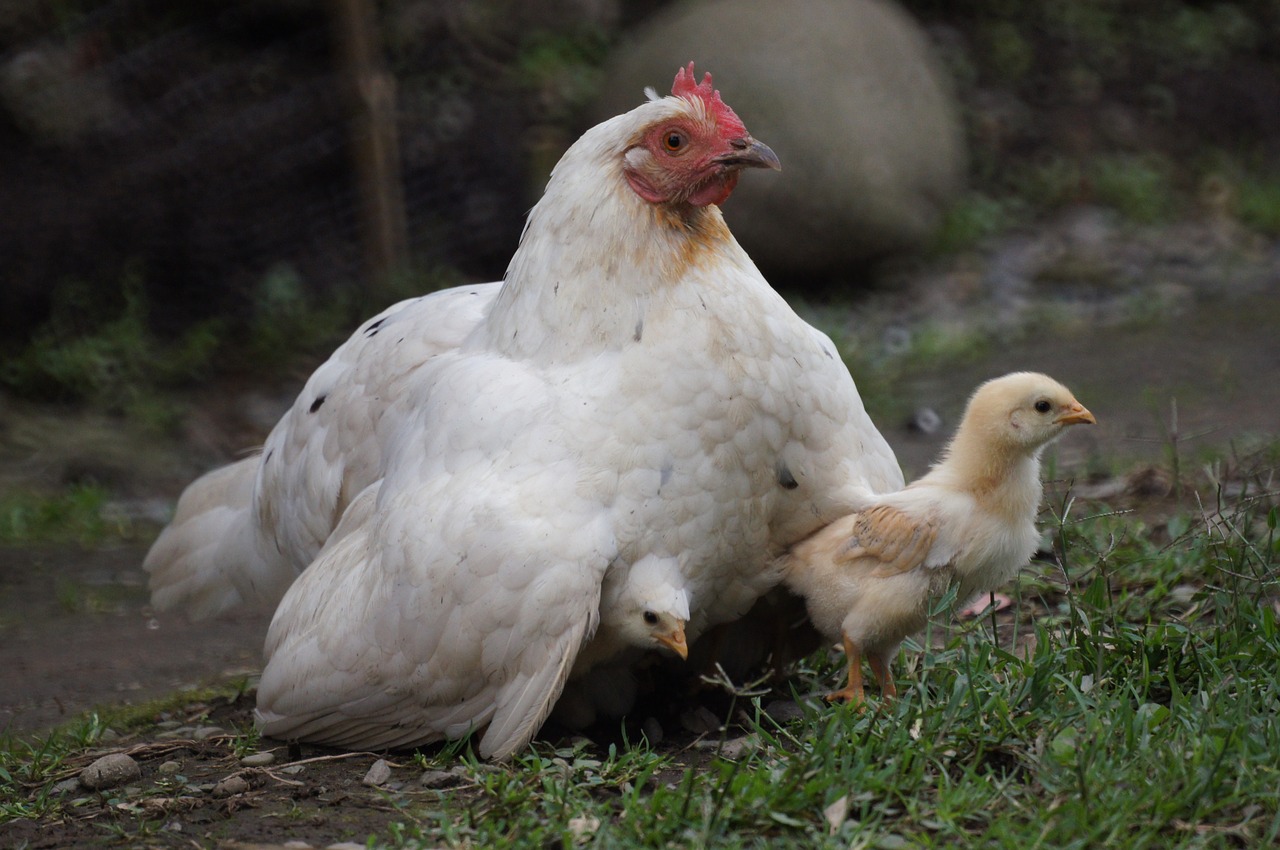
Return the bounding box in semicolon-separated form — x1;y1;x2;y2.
1056;402;1096;427
655;624;689;660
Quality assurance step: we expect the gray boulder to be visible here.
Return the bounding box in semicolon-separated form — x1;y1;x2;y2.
592;0;965;279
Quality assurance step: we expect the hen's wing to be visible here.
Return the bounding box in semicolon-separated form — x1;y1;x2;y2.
254;282;499;569
255;352;616;760
144;283;499;618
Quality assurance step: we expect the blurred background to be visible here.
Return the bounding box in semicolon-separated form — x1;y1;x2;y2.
1;0;1278;736
0;0;1277;493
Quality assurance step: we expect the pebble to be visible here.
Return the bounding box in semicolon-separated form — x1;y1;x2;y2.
362;758;392;787
908;406;943;435
679;705;722;735
419;767;466;790
212;775;250;797
764;699;805;724
240;752;276;767
640;716;664;745
80;753;141;790
716;735;757;760
193;726;226;740
157;760;183;775
52;777;81;795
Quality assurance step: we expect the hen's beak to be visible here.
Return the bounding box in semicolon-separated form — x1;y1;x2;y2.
715;137;781;172
1056;402;1096;426
655;624;689;660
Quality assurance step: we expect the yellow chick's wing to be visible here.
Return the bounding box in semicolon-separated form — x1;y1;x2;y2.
830;504;940;578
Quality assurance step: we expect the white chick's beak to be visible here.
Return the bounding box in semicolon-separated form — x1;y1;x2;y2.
655;624;689;660
1056;401;1096;427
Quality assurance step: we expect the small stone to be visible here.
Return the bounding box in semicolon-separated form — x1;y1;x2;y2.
679;706;722;735
568;815;600;838
717;735;756;760
97;728;121;742
764;699;804;724
419;768;466;790
362;758;392;787
240;752;275;767
157;760;183;776
325;843;368;850
52;777;81;795
640;716;664;746
211;775;250;797
908;406;943;435
279;764;305;775
192;726;226;741
80;753;141;790
155;719;182;730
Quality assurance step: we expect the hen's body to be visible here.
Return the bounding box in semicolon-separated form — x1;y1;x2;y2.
147;66;903;758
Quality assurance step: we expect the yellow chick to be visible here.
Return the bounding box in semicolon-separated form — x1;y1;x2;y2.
782;372;1096;705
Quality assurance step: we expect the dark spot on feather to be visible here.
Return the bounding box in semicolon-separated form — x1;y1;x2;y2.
634;317;644;342
777;462;799;490
659;464;673;489
265;450;273;465
554;283;560;295
364;317;386;337
309;395;326;413
823;345;835;360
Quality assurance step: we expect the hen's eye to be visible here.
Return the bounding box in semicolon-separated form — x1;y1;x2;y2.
643;611;659;625
1034;399;1052;414
663;132;684;152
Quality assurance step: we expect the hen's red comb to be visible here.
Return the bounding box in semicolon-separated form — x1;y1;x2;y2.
671;62;715;100
669;62;747;137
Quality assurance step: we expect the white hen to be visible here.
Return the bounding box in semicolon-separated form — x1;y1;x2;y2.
148;64;903;758
782;372;1095;706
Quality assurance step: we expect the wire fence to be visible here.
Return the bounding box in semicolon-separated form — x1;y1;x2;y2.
0;0;575;338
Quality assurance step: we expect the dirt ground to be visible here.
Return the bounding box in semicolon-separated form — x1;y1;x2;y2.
1;213;1278;847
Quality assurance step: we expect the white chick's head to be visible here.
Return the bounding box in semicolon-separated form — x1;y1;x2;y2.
961;372;1096;456
601;556;690;660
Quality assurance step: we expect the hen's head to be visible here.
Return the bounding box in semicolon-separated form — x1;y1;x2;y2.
961;372;1096;457
622;62;779;209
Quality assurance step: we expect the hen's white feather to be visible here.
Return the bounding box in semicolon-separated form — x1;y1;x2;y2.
150;76;904;757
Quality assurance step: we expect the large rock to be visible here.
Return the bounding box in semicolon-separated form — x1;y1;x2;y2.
592;0;965;280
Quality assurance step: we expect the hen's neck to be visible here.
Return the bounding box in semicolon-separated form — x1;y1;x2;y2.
474;140;735;363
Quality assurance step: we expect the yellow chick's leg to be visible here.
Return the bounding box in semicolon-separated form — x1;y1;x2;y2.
867;653;898;700
825;634;866;707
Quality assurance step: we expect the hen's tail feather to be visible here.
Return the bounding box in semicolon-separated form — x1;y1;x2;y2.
144;456;295;619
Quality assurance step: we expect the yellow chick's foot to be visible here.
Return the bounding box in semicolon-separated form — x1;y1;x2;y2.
823;687;867;709
823;634;867;708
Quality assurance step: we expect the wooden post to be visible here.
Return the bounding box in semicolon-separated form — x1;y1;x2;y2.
330;0;407;303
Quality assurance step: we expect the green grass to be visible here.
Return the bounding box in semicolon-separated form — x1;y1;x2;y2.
379;465;1280;848
3;456;1277;848
0;484;120;545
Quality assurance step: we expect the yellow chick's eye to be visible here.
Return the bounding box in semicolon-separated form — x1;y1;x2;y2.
1034;399;1052;414
663;131;685;152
